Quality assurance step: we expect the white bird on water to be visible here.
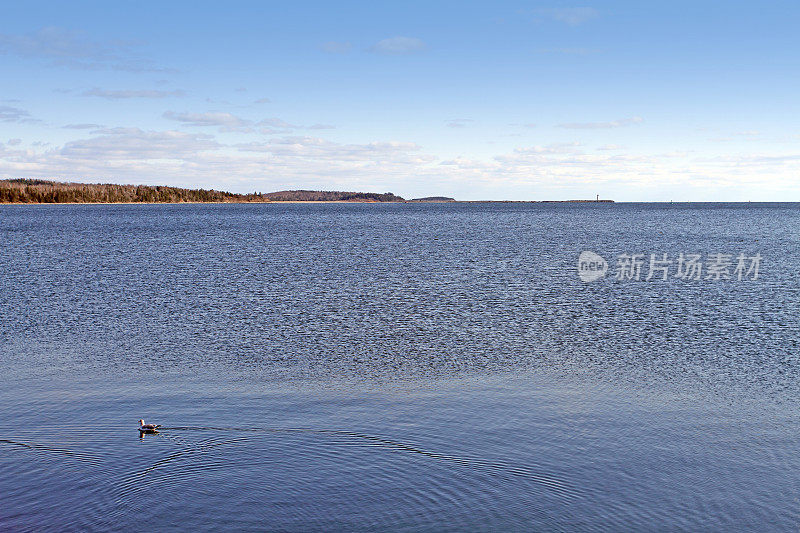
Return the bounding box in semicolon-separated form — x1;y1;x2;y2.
138;419;161;434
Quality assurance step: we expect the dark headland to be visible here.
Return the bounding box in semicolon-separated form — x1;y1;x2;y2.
409;196;457;202
0;179;612;204
262;190;404;202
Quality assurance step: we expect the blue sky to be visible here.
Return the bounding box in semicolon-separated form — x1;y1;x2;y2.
1;1;798;200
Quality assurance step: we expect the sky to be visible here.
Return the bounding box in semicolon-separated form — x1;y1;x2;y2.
1;0;798;201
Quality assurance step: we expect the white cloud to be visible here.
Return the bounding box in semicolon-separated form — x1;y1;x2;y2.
597;144;625;150
558;116;643;129
369;37;426;55
493;142;584;164
7;138;22;146
163;112;301;133
163;111;255;132
63;123;104;129
60;128;219;160
702;154;800;164
2;127;798;200
236;136;426;162
254;97;271;104
515;142;583;154
0;105;38;123
82;88;186;99
0;129;437;193
258;118;297;129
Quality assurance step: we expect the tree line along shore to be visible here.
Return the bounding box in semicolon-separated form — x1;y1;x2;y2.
0;178;611;204
0;179;413;203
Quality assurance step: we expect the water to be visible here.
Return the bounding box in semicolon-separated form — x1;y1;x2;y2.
1;203;799;531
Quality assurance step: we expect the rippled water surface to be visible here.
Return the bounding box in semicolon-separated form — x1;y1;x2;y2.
1;203;799;531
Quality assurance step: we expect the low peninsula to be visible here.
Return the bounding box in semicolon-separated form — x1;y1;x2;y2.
263;190;404;202
409;196;456;202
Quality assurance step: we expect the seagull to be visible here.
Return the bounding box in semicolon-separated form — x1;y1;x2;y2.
138;419;161;434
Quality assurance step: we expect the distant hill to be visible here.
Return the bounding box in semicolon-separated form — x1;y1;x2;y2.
408;196;456;202
0;180;408;204
264;190;404;202
0;179;271;204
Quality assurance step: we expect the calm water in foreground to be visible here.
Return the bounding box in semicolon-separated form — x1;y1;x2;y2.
1;203;799;531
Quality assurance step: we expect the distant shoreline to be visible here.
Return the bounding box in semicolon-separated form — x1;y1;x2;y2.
0;179;617;204
0;199;616;205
